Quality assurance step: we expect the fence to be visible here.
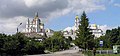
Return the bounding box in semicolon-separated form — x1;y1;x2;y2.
96;50;113;54
82;50;113;56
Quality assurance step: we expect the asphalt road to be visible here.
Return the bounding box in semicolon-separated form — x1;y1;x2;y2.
26;49;84;56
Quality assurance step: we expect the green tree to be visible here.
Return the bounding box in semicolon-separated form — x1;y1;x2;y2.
74;11;94;50
0;33;45;55
23;39;45;54
104;27;120;48
94;27;120;49
43;31;70;52
94;36;109;48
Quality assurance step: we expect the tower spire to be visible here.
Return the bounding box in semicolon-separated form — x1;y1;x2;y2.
35;12;38;17
75;15;80;30
34;12;39;20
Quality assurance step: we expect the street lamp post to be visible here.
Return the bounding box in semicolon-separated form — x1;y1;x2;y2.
17;23;22;33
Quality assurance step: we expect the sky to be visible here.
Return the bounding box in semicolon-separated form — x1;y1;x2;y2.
0;0;120;34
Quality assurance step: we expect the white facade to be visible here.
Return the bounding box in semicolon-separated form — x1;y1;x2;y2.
75;15;80;30
24;12;45;36
63;15;80;40
63;15;104;40
89;24;104;39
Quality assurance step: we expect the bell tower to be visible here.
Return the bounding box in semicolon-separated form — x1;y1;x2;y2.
75;15;80;30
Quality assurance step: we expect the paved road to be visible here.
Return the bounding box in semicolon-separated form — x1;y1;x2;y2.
54;49;79;54
26;49;84;56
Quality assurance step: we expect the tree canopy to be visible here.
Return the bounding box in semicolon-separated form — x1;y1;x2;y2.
0;33;45;55
43;31;71;52
95;27;120;48
74;11;94;50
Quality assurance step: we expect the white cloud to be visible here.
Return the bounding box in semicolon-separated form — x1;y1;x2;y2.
63;27;72;31
99;25;112;33
45;0;106;21
68;0;105;14
0;0;107;34
99;25;120;33
24;0;53;7
109;0;114;4
0;0;106;19
0;16;27;34
63;26;77;32
114;3;120;7
24;0;39;7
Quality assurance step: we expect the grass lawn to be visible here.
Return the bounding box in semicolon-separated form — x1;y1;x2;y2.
96;54;120;56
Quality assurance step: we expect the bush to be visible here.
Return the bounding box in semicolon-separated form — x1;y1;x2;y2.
82;50;93;56
0;33;45;55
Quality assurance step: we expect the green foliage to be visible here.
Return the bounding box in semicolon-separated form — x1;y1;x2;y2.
74;11;94;50
96;54;120;56
95;27;120;48
82;50;93;56
0;33;45;55
43;31;70;52
23;40;45;54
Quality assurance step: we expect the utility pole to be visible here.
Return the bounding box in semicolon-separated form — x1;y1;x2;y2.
17;23;22;33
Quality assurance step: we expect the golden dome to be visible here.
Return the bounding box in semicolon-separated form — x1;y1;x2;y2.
93;24;97;27
75;15;79;19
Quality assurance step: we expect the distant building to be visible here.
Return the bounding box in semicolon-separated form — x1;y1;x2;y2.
22;13;104;39
22;12;45;37
89;24;105;39
63;15;80;40
63;15;104;40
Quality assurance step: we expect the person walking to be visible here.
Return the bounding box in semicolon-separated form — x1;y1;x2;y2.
93;47;96;56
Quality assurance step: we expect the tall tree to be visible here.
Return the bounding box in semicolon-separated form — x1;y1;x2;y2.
75;11;94;50
43;31;70;52
94;27;120;48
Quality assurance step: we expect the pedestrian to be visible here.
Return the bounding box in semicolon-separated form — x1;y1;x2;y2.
93;47;96;56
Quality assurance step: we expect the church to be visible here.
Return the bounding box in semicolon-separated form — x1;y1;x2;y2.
63;15;81;40
22;12;104;39
23;12;45;37
63;15;104;40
